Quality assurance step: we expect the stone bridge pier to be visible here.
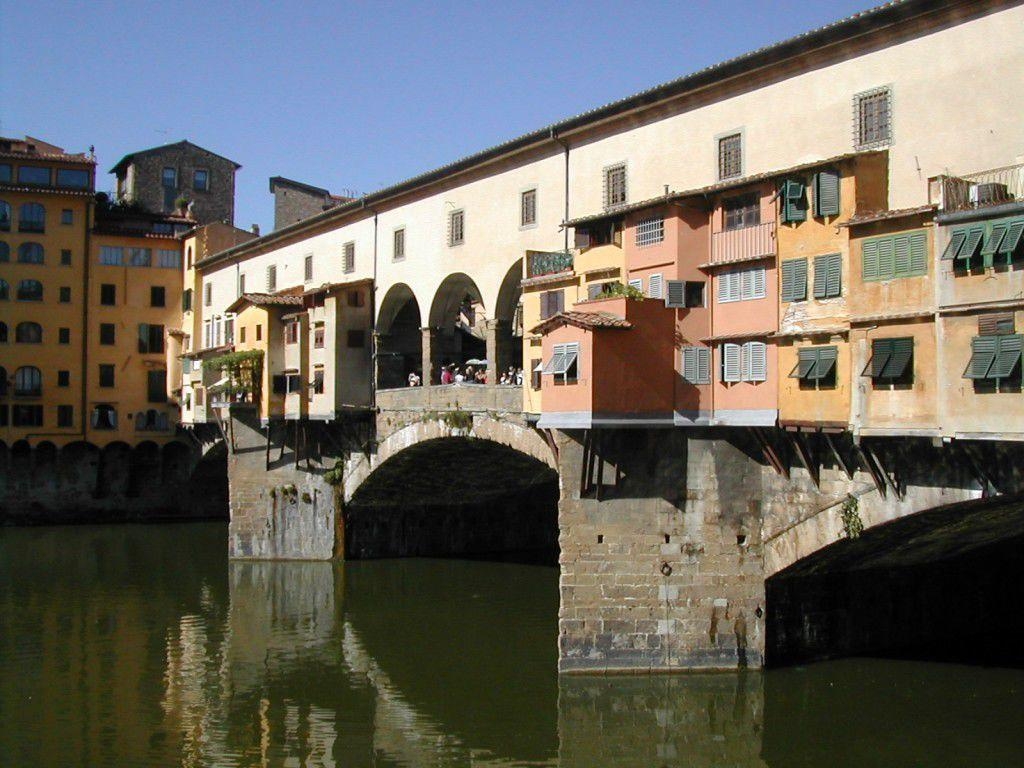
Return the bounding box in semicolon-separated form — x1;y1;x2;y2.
224;390;1024;672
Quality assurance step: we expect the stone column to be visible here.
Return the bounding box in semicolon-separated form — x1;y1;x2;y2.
485;318;511;385
421;327;443;385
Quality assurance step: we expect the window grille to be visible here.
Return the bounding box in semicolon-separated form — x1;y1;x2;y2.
635;216;664;247
854;86;892;149
304;254;313;282
521;189;537;226
604;164;626;208
267;264;277;291
393;228;405;261
718;133;742;180
448;210;465;246
343;242;355;273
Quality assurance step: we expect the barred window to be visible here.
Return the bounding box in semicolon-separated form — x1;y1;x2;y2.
266;264;277;291
521;189;537;226
393;228;405;261
635;216;664;247
854;86;892;149
448;210;465;246
604;164;626;208
718;133;742;180
343;242;355;273
304;254;314;282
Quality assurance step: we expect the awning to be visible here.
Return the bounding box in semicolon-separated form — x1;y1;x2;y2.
207;377;230;393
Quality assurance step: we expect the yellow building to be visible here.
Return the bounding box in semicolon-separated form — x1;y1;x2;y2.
0;136;94;447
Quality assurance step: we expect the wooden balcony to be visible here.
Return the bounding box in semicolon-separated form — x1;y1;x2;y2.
709;222;776;265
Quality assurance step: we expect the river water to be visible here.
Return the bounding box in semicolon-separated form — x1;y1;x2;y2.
1;523;1022;767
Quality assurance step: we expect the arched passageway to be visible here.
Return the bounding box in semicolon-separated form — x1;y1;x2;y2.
376;283;422;389
766;494;1024;668
346;436;559;561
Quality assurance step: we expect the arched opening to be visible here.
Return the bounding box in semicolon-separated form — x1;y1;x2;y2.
376;283;422;390
128;441;161;498
98;441;131;498
58;441;99;498
346;435;559;562
426;273;487;384
766;494;1024;668
493;259;524;381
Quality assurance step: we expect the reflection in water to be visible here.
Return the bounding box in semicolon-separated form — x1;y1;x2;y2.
1;524;1024;766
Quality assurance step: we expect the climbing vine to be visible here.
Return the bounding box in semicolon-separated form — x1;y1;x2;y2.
839;495;864;539
203;349;264;402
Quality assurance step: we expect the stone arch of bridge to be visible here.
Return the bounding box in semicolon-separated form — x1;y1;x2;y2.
344;414;556;504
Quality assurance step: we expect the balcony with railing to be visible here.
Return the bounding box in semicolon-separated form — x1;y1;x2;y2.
931;164;1024;214
709;222;776;266
526;250;574;279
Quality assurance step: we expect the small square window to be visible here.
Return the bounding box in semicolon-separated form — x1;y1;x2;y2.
99;364;115;387
162;167;177;188
100;284;116;305
58;328;70;344
854;86;892;149
59;287;71;303
151;286;166;307
58;370;70;387
193;169;209;191
718;133;742;180
100;323;116;345
256;324;263;341
604;164;626;207
61;209;73;225
304;254;314;282
239;326;247;343
60;249;72;266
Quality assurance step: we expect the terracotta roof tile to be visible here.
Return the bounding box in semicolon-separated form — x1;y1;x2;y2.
531;311;632;335
842;204;936;226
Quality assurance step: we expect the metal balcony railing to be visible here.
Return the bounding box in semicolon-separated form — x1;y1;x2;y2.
711;221;776;264
931;164;1024;213
527;250;574;278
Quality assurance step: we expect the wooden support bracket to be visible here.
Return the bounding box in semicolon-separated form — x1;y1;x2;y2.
788;429;820;488
956;441;994;497
853;442;886;498
750;427;789;478
824;431;855;480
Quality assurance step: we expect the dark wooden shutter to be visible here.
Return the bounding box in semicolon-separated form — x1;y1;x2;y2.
978;313;1015;336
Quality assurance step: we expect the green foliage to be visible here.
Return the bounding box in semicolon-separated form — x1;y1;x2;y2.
301;492;312;504
324;463;345;486
603;282;645;301
441;410;473;431
839;495;864;539
204;350;264;402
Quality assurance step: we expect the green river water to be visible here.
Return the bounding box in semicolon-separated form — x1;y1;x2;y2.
1;522;1022;767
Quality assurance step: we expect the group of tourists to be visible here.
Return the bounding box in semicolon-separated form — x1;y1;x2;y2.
406;364;524;386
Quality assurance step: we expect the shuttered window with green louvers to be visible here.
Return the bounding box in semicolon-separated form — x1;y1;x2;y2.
790;346;837;389
965;216;1024;269
861;230;928;281
964;335;1022;385
813;170;840;217
780;179;807;224
781;258;807;302
813;253;842;299
865;337;914;383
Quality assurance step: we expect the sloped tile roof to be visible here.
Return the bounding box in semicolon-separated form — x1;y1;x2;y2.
531;311;632;335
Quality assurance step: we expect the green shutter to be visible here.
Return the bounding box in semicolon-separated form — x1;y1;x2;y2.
960;227;985;269
941;229;967;261
812;255;829;299
992;335;1023;379
999;220;1024;258
882;337;914;379
980;223;1007;257
791;348;817;378
782;259;807;302
814;170;840;218
877;237;895;279
827;254;842;297
908;231;928;275
893;235;912;276
965;336;998;379
862;240;879;281
781;180;807;223
813;346;838;380
869;338;894;378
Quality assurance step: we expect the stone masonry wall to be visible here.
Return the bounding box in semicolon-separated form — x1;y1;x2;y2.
125;144;236;225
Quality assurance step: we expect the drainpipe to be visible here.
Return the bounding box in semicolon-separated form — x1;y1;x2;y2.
550;128;570;252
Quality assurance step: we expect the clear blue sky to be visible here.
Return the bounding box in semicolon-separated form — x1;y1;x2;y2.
2;0;872;232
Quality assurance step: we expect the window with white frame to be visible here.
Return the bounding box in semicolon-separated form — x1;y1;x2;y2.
604;163;626;208
448;210;464;246
543;342;580;384
635;216;664;247
648;273;664;299
681;346;711;384
721;341;768;382
521;189;537;227
717;266;766;303
854;86;892;149
343;242;355;273
628;277;643;293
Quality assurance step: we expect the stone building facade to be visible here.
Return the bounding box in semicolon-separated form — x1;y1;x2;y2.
110;140;240;225
269;176;350;231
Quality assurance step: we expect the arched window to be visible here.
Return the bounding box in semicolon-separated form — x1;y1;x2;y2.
0;242;9;262
17;242;44;264
14;366;42;396
0;366;7;397
15;322;42;343
16;280;43;301
18;202;45;233
0;200;10;231
0;322;7;343
91;404;117;430
0;279;7;300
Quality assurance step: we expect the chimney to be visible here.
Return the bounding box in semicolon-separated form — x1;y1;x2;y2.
250;224;260;236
